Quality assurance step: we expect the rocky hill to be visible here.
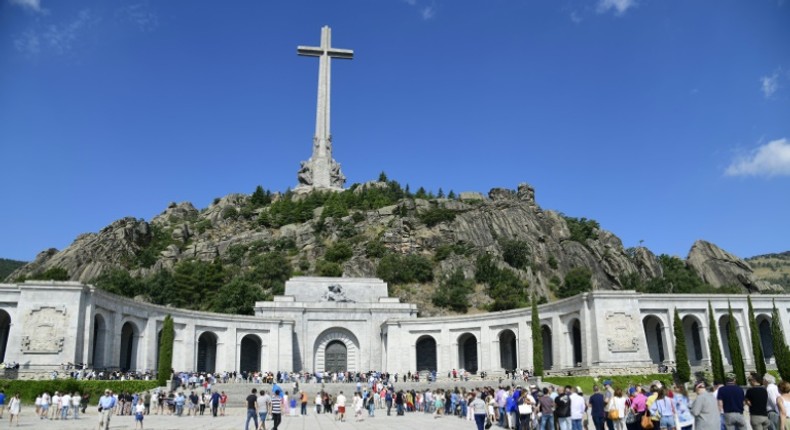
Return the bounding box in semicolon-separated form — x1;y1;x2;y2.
746;251;790;291
6;180;779;315
0;258;26;280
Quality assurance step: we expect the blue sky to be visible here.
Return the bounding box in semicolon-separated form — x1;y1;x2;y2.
1;0;789;263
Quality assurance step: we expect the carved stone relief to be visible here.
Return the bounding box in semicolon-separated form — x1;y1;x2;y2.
21;306;67;354
605;311;640;353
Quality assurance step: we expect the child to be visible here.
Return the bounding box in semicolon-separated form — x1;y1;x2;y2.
135;398;145;429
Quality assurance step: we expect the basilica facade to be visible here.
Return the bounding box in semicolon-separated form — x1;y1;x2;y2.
0;276;783;378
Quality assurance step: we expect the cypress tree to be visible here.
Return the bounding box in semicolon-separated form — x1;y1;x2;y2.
727;302;746;385
532;297;544;377
673;308;691;383
771;301;790;381
157;314;175;386
747;296;766;378
708;301;726;384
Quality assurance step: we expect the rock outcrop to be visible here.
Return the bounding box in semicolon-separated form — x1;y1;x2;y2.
687;240;781;292
6;183;769;311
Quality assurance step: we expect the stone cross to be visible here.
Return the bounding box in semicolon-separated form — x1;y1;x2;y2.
295;26;352;191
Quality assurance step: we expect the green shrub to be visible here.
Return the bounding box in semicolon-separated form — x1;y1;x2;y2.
0;380;160;404
548;255;558;270
434;245;453;262
557;267;592;298
501;239;531;270
221;206;239;220
562;215;600;244
377;254;434;285
316;260;343;277
325;241;353;263
419;207;456;227
28;267;70;281
365;240;387;258
431;269;474;313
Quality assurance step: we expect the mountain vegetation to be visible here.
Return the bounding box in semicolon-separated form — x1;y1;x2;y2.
5;178;781;316
0;258;26;280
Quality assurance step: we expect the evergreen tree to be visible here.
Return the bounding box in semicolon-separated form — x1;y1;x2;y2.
157;314;175;386
748;295;767;377
708;301;726;384
378;171;388;182
532;298;544;377
727;302;746;385
250;185;271;207
772;301;790;381
673;308;691;383
437;188;445;198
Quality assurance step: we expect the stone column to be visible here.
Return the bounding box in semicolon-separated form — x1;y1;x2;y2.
519;320;531;371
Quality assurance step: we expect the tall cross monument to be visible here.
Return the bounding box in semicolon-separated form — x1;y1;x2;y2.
295;26;353;192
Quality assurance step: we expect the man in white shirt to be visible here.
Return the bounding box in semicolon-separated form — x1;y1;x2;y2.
51;392;61;419
60;392;71;419
257;389;272;430
336;391;347;422
570;386;586;430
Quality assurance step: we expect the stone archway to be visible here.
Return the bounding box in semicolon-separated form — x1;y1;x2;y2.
499;329;517;371
240;334;262;373
643;315;666;364
0;310;10;363
542;325;553;370
314;328;360;372
120;321;140;371
457;333;478;373
757;315;773;363
92;314;109;368
682;315;705;365
569;319;582;367
416;335;437;372
197;331;218;373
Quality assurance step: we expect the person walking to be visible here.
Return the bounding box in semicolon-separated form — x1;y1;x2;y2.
589;386;607;430
271;389;283;430
98;389;117;430
134;398;145;429
257;389;271;430
8;393;21;427
245;388;259;430
336;391;347;422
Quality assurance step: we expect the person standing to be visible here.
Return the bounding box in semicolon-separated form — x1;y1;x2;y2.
691;382;720;430
649;388;676;430
589;386;607;430
210;390;220;417
672;385;693;430
98;389;117;430
570;386;587;430
60;391;71;419
539;388;556;430
220;391;227;416
471;391;488;430
8;392;21;427
245;388;259;430
765;374;782;430
746;374;771;430
718;375;746;430
72;391;81;420
0;389;5;419
300;390;308;416
556;387;572;430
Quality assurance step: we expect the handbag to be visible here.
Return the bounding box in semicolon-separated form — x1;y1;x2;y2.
625;409;636;424
608;409;620;420
641;413;654;430
518;403;533;415
485;417;493;429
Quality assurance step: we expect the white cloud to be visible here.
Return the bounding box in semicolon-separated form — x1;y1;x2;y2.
116;3;159;32
421;5;435;20
10;0;42;12
761;72;780;98
725;138;790;177
597;0;636;15
570;10;583;23
13;8;96;56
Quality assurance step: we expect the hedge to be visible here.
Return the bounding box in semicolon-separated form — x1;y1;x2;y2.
0;380;160;404
542;374;674;394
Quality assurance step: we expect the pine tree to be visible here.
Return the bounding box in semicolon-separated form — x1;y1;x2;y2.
727;302;746;385
772;301;790;381
748;296;766;377
532;297;544;377
157;314;175;386
708;301;726;384
673;308;691;383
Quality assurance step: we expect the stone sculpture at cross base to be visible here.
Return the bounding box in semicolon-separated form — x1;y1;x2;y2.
294;25;352;194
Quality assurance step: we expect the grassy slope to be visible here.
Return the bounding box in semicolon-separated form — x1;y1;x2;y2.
0;258;26;280
746;251;790;290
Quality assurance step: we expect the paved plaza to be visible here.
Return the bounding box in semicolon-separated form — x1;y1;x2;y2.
1;406;481;429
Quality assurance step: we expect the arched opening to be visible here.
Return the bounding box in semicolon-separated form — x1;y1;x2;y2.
643;316;666;364
120;321;139;371
719;315;739;365
92;314;108;368
0;310;11;363
499;329;518;371
570;319;582;366
314;328;360;372
325;340;347;373
197;332;218;373
682;315;704;364
416;335;437;372
758;316;774;363
458;333;478;373
240;334;262;373
542;325;553;370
